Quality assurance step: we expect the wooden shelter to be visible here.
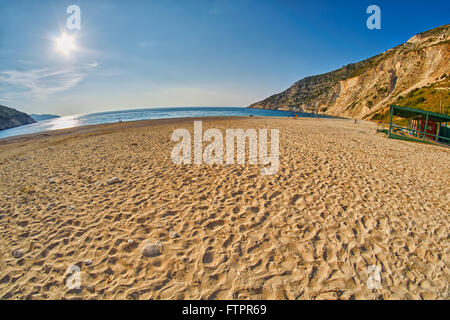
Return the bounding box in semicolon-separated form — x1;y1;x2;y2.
388;105;450;146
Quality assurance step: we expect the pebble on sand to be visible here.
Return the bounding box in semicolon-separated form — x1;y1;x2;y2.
13;249;23;259
106;177;120;185
84;259;93;266
141;242;161;257
169;231;179;239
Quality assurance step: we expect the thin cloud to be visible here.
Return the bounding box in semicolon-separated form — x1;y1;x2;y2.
0;61;98;100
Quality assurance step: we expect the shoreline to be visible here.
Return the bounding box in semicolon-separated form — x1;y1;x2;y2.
0;116;352;146
0;116;255;145
0;105;349;144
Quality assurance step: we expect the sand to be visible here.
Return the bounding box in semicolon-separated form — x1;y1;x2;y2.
0;117;448;300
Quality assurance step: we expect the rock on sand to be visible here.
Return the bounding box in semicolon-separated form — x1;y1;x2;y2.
106;177;120;185
141;241;162;257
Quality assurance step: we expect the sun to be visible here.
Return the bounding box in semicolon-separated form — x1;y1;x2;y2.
55;34;76;55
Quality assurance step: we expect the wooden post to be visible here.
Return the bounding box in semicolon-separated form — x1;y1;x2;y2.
436;123;440;142
423;114;429;141
388;105;394;137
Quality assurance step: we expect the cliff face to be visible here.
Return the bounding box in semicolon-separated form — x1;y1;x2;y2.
248;25;450;120
0;105;36;130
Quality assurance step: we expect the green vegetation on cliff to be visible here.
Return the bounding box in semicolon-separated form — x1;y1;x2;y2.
372;75;450;123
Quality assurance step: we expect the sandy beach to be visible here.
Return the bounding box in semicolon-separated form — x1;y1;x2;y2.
0;117;448;300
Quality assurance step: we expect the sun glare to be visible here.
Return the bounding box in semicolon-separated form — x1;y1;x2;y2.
55;34;76;55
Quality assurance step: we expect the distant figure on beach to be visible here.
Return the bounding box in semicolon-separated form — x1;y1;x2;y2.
354;119;358;124
118;118;123;123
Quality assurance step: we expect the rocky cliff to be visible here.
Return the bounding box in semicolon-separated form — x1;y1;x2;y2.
248;24;450;120
0;105;36;130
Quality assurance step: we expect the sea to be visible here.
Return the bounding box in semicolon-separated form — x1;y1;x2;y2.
0;107;336;139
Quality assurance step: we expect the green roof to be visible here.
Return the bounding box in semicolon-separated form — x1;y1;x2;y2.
391;105;450;123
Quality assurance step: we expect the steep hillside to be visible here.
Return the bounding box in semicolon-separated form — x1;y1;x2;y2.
0;105;36;131
248;24;450;120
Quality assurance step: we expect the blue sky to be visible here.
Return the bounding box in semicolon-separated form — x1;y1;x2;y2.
0;0;449;115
